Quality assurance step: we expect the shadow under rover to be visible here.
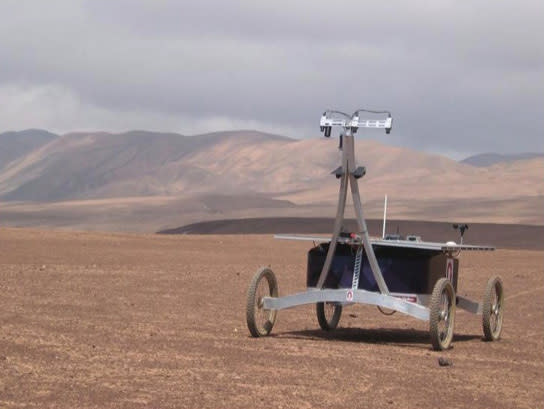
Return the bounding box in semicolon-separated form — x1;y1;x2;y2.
271;327;481;348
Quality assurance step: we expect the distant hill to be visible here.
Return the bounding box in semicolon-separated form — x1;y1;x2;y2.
0;129;543;230
461;152;544;167
0;130;292;201
0;129;57;169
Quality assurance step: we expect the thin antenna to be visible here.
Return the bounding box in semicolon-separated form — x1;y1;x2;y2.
382;194;388;239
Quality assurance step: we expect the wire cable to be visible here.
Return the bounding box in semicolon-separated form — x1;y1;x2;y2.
354;109;391;117
325;110;352;119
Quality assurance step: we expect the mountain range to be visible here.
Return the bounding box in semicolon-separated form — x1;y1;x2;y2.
1;129;542;231
460;152;544;167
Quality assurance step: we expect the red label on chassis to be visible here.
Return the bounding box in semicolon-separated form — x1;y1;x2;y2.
446;258;454;282
392;294;417;303
346;290;354;301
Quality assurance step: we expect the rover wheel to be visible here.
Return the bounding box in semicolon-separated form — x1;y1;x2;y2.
316;302;342;330
429;278;456;351
482;276;504;341
246;267;278;337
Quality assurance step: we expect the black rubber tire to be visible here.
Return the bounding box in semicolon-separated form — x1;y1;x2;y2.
429;278;456;351
246;267;278;337
482;275;504;341
316;302;342;330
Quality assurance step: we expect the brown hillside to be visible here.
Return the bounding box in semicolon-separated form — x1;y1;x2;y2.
0;129;57;169
0;130;542;230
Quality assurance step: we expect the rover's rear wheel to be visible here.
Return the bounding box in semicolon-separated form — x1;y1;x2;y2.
429;278;456;351
246;267;278;337
316;302;342;331
482;276;504;341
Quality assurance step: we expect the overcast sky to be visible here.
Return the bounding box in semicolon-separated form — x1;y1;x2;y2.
1;0;542;158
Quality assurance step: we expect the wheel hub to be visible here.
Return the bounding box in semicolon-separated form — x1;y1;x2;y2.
492;304;499;315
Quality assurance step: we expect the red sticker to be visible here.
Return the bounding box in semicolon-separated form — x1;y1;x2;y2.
346;290;354;301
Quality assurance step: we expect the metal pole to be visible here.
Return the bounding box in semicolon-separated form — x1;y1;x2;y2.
315;134;349;289
315;112;391;295
344;131;390;295
382;194;388;239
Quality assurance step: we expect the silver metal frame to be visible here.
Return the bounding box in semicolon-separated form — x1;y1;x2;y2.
262;291;482;321
262;109;492;321
264;289;429;320
316;119;389;294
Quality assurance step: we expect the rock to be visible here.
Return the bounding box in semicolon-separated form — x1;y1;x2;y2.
438;357;453;367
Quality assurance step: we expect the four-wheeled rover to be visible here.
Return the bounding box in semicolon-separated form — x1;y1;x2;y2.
245;109;504;350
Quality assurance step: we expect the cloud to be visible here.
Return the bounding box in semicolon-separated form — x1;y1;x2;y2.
0;0;542;156
0;83;306;137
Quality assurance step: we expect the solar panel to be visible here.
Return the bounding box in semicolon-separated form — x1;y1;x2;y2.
274;234;495;252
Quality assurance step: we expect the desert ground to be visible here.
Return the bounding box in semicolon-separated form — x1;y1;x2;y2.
1;227;543;408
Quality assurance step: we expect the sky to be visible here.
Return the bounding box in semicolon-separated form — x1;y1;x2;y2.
0;0;543;158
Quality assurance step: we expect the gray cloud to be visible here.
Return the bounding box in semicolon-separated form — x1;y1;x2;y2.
1;0;542;157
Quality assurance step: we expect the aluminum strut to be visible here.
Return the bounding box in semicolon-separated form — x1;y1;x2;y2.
343;129;389;294
315;129;390;295
315;154;349;288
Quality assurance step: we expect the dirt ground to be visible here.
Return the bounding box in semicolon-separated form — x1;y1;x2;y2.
1;228;543;408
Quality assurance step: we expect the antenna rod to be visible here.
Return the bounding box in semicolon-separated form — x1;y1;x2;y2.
382;194;388;239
